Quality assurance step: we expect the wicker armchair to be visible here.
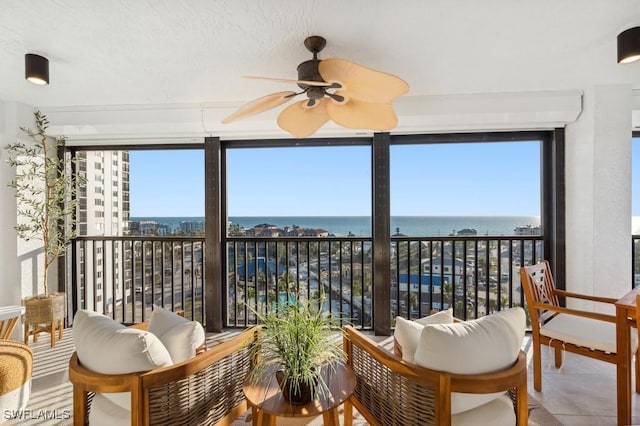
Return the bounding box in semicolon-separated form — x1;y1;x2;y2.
69;326;259;426
342;325;528;426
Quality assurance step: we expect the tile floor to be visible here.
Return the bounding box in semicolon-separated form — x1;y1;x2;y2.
521;336;640;426
5;330;640;425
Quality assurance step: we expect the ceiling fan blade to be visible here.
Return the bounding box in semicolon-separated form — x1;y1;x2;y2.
277;99;330;138
326;99;398;131
243;75;333;87
222;91;296;124
318;58;409;103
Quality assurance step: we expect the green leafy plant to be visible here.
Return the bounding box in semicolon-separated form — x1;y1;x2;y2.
5;110;82;296
249;294;346;403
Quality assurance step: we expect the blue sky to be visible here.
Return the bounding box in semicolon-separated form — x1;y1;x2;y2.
130;141;542;217
130;150;205;217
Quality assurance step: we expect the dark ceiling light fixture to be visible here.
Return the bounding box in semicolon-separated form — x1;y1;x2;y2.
617;27;640;64
25;53;49;85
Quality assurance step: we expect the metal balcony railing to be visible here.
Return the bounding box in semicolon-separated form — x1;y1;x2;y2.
632;235;640;287
390;236;543;322
68;234;544;328
226;237;373;328
69;236;204;324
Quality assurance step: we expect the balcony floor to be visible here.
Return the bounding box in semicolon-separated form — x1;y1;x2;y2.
5;329;640;425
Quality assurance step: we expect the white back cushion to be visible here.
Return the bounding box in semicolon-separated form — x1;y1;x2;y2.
73;309;173;374
414;307;525;414
147;306;205;363
394;309;453;363
73;310;174;413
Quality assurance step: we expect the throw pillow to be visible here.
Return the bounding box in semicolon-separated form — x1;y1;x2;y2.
413;307;526;414
148;305;206;363
393;308;453;363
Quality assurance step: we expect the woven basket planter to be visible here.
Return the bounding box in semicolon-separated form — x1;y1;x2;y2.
23;293;65;325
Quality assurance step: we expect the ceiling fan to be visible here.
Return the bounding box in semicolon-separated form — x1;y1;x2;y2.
222;36;410;138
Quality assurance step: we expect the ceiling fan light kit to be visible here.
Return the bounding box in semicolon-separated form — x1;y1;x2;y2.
223;36;409;138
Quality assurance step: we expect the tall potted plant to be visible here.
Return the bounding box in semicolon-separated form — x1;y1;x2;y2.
5;110;81;346
249;294;346;404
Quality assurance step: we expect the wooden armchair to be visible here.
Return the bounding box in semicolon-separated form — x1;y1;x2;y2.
69;326;259;426
520;260;640;391
342;325;528;426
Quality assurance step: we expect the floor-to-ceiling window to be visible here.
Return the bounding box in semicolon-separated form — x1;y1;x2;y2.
69;146;205;324
224;142;372;327
66;130;562;331
388;136;544;320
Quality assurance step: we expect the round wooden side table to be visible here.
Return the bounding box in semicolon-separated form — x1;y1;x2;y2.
243;363;356;426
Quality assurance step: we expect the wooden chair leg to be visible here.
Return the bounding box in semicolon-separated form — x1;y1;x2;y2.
24;323;29;344
533;343;542;392
58;320;64;340
73;388;89;426
554;345;563;368
50;321;56;347
516;383;528;426
533;343;542;391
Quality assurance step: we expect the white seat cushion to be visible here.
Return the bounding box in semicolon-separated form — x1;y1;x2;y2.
89;393;131;426
452;394;516;426
147;306;205;363
393;309;453;363
414;307;526;414
540;313;637;353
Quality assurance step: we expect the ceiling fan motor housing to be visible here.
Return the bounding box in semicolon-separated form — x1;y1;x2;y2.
296;59;325;91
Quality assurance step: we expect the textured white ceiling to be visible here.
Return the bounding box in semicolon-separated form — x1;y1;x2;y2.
0;0;639;136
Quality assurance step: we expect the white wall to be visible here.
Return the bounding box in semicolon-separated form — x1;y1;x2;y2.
565;85;633;309
0;101;19;307
0;102;47;308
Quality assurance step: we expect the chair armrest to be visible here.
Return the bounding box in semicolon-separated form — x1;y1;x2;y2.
531;301;616;322
553;289;618;305
68;352;141;393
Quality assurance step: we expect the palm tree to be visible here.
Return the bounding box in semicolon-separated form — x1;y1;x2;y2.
403;291;418;314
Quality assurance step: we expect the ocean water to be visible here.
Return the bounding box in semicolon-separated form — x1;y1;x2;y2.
132;216;541;237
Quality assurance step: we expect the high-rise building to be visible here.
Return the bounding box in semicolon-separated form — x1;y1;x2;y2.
76;150;130;314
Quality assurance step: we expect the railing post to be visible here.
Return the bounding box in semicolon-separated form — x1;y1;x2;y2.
372;133;391;335
205;137;223;332
65;146;78;325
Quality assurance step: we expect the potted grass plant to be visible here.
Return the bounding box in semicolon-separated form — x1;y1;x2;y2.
5;110;82;345
249;294;346;405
